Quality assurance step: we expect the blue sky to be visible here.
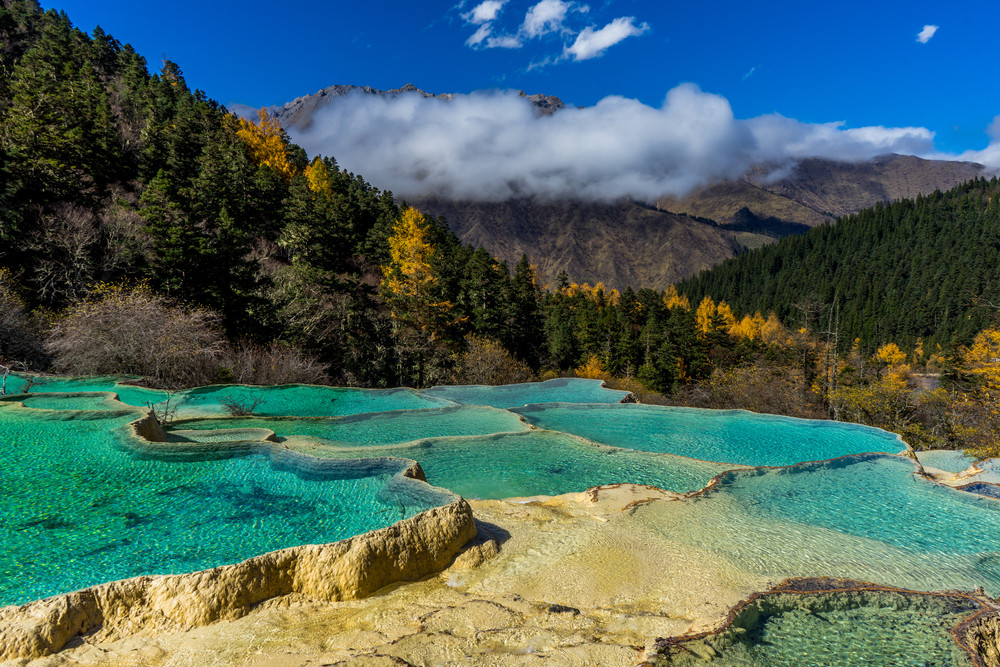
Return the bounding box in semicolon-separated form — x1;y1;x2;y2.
40;0;996;155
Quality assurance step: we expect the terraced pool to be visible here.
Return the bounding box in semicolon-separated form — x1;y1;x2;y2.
2;373;999;665
0;396;452;607
514;403;906;467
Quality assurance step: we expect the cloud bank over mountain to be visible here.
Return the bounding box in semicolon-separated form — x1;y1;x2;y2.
288;84;997;202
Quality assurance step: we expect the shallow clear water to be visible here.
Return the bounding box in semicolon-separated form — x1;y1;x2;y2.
18;393;126;411
171;406;529;446
174;384;447;417
657;455;1000;595
303;430;733;499
0;401;452;606
6;375;447;418
516;403;905;466
917;449;977;474
420;377;630;408
971;458;1000;484
685;592;977;666
6;376;165;408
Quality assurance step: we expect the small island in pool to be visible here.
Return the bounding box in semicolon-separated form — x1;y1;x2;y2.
1;374;999;665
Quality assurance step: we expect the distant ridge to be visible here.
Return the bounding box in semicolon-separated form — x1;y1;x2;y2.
659;154;984;229
240;83;565;131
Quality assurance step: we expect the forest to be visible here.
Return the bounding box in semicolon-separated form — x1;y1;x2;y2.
1;0;999;457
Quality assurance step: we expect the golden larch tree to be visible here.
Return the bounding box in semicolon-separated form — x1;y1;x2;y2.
235;109;297;183
381;207;453;341
716;300;737;332
663;284;690;310
695;296;717;337
304;156;333;199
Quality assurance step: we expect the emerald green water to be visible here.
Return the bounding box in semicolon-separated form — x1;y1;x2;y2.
172;383;448;417
0;400;452;606
5;375;447;417
515;403;905;466
731;603;974;666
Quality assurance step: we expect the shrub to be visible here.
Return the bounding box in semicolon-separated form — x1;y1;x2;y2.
0;269;48;369
45;283;224;388
220;341;328;386
219;390;266;416
455;336;535;385
675;360;825;419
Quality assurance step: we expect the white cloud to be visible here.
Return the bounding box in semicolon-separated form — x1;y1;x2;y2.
522;0;572;37
917;24;938;43
931;114;1000;174
987;114;1000;142
464;0;506;24
288;84;985;203
465;23;492;46
565;16;649;60
486;34;524;48
747;115;935;163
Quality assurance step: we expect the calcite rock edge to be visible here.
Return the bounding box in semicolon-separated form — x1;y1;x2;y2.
0;498;477;661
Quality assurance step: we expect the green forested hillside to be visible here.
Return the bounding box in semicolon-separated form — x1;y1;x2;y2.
0;0;547;386
681;178;1000;351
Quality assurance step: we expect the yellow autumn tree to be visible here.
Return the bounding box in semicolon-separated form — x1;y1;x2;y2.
874;343;907;366
962;329;1000;391
576;354;610;380
760;312;789;347
381;207;452;341
730;311;766;341
716;300;737;333
303;156;333;200
235;109;297;183
663;284;690;310
695;296;716;337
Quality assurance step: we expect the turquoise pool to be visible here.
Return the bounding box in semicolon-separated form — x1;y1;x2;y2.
515;403;905;467
0;398;452;606
171;405;529;446
4;370;1000;639
658;454;1000;595
4;375;448;418
420;377;630;408
298;429;734;499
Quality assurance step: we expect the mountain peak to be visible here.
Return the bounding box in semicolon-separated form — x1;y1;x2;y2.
253;83;565;131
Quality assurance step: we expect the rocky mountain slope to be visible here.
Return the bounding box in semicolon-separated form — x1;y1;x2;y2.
661;154;984;227
409;198;752;290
